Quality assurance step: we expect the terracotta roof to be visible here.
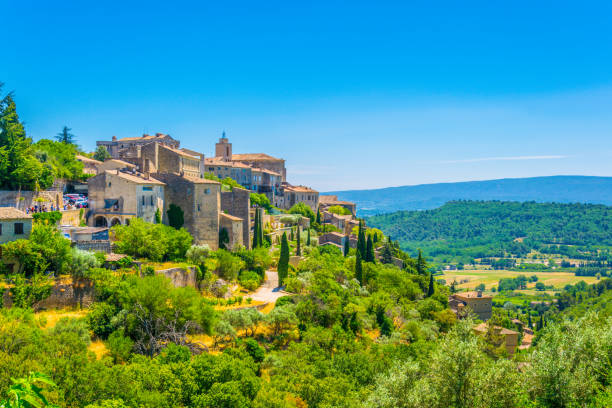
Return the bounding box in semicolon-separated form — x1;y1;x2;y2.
158;144;200;160
232;153;284;162
181;175;220;185
0;207;32;220
179;148;204;159
205;158;252;169
474;323;519;335
220;212;244;222
103;159;136;168
284;185;318;193
107;170;165;185
118;133;175;142
76;155;102;165
455;291;492;300
319;195;339;203
259;168;281;176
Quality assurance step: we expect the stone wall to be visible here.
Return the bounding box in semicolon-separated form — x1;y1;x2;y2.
3;279;96;310
156;266;197;288
61;209;83;226
221;188;251;249
75;240;112;253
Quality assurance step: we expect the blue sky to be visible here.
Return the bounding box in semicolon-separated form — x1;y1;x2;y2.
2;1;612;190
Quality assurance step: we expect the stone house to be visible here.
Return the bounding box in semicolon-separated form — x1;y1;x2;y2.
75;155;102;176
318;232;347;249
319;195;357;216
220;213;244;250
0;207;33;244
140;142;203;179
449;291;493;321
154;173;222;249
215;135;287;182
87;170;165;227
276;185;319;212
220;188;251;249
97;133;180;160
474;323;520;355
205;157;253;188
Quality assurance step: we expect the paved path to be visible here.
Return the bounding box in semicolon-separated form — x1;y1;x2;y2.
250;270;287;303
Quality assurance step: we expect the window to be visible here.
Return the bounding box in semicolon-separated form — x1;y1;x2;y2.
142;196;145;205
0;224;2;235
108;182;112;187
150;196;154;205
14;223;24;235
197;204;201;211
205;188;210;194
143;186;153;191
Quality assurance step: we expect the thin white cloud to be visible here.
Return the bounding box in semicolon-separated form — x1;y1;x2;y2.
440;155;567;164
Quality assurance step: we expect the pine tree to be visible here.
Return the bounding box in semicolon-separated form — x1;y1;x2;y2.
355;250;363;285
427;273;435;297
306;228;311;246
416;249;427;275
366;235;375;262
278;232;290;287
296;224;301;256
344;237;350;257
55;125;75;144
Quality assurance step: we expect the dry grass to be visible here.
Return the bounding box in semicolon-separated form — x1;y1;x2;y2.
36;308;89;329
89;340;107;359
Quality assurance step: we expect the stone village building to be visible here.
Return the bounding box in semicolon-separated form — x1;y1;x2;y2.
449;291;493;321
0;207;33;244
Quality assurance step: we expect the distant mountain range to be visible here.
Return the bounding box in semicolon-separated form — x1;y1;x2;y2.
326;176;612;216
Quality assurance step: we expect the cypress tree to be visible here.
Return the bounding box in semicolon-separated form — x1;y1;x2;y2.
316;207;321;224
290;226;294;241
296;224;301;256
278;232;290;287
357;220;366;258
306;228;311;246
343;237;350;257
416;249;427;275
528;313;533;329
258;208;264;246
537;315;543;331
355;250;363;285
366;235;375;262
252;208;260;248
427;273;435;297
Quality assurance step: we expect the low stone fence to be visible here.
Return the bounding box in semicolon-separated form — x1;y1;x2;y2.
156;266;197;288
2;279;95;310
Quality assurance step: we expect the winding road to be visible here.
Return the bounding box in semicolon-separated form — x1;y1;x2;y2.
250;270;287;303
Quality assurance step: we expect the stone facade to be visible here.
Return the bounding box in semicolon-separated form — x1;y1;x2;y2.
318;232;347;248
0;207;33;244
97;133;180;160
155;173;221;249
141;142;203;179
450;291;493;321
220;188;251;249
87;170;165;227
276;185;319;211
220;212;244;250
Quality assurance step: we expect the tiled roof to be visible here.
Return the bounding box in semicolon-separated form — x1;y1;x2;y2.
220;212;244;221
107;171;165;185
0;207;32;219
118;133;174;142
455;291;492;300
103;159;136;168
205;158;252;169
76;155;102;164
159;144;200;160
319;195;339;203
181;175;220;185
474;323;518;335
284;185;318;193
232;153;283;162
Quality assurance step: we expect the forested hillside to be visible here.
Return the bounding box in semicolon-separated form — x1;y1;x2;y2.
328;176;612;215
368;200;612;264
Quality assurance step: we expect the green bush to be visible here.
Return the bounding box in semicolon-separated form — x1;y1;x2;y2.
32;211;62;225
87;302;117;339
238;270;262;291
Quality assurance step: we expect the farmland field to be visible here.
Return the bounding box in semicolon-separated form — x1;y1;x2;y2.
441;268;598;292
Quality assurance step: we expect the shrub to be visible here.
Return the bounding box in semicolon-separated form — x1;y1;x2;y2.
328;205;351;216
87;302;117;339
32;210;62;225
288;202;315;223
238;270;262;291
50;317;91;345
68;248;102;279
106;329;134;363
214;250;244;281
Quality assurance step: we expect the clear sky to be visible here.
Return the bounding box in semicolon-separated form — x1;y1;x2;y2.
2;1;612;191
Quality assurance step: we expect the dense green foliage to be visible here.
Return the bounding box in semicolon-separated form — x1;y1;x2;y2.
288;202;315;223
369;200;612;264
112;218;192;261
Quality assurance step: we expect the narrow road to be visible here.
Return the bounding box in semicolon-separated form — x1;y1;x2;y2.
250;270;287;303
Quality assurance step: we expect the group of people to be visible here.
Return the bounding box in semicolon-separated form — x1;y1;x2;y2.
25;204;57;214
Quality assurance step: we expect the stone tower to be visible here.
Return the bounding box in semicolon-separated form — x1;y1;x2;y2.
215;132;232;161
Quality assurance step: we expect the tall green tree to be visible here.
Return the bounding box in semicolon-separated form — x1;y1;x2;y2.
355;249;363;285
296;224;301;256
167;204;184;229
55;125;75;144
357;220;366;258
278;232;290;287
344;237;350;257
416;249;427;275
306;228;311;246
427;272;435;297
366;235;375;262
316;207;321;224
154;208;162;224
252;208;260;248
93;145;111;162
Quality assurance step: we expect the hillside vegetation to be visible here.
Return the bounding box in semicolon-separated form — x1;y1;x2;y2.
368;200;612;265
